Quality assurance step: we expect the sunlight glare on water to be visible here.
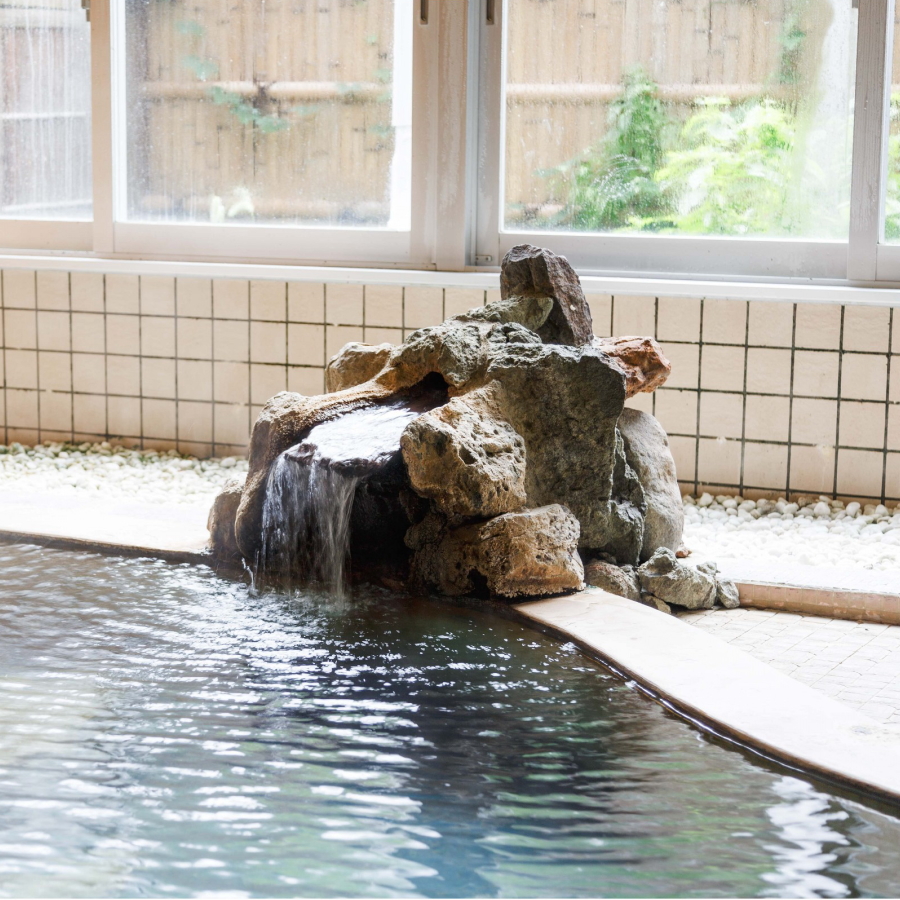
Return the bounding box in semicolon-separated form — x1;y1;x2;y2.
0;542;898;898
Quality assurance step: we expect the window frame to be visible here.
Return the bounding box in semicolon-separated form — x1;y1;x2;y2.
0;0;449;268
472;0;900;285
1;0;900;285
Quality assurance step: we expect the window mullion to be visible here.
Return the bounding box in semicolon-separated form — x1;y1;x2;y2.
89;0;114;253
430;0;474;271
848;0;895;281
473;0;503;268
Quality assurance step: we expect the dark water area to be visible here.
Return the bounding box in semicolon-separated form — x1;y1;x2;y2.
0;542;899;898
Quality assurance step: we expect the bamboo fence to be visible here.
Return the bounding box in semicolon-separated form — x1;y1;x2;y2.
4;0;900;222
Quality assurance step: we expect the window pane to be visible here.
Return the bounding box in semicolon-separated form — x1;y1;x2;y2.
123;0;411;229
503;0;856;240
882;11;900;242
0;0;92;220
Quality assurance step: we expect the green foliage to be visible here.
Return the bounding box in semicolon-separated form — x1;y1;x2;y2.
884;97;900;241
546;68;673;231
655;99;796;235
776;2;807;86
208;86;290;134
549;69;809;237
182;54;218;82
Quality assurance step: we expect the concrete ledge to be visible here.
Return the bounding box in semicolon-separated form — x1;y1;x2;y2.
714;559;900;625
0;490;210;563
514;589;900;805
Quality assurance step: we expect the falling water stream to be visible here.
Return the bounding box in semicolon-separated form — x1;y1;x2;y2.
258;400;425;593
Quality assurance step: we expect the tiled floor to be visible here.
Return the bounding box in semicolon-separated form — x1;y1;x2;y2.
680;607;900;725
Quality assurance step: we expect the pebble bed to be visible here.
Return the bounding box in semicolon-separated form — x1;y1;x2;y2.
1;442;898;571
0;441;247;506
684;493;900;572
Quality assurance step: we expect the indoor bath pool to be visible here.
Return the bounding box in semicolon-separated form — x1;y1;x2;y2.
1;543;899;899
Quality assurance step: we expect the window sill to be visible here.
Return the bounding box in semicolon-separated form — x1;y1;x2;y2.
2;251;900;307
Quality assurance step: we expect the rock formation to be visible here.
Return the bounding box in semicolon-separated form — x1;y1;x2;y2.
209;243;722;604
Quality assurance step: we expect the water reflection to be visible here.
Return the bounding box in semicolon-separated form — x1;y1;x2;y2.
0;542;898;899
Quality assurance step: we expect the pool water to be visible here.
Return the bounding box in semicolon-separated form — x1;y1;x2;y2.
0;542;899;899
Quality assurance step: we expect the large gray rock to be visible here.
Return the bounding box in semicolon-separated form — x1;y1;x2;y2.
487;341;644;563
408;505;584;598
638;547;717;609
400;388;527;519
499;244;593;346
618;408;684;562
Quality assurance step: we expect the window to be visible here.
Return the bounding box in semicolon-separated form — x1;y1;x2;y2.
1;0;900;283
501;0;856;241
0;0;91;248
122;0;411;229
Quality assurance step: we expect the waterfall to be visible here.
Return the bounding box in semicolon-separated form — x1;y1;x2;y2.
257;400;424;595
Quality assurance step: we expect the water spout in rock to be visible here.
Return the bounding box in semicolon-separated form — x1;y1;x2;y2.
257;400;426;595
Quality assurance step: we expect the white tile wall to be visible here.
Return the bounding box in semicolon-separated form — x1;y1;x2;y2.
3;272;900;501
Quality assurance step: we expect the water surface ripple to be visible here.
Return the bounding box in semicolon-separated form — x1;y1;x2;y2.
0;543;898;898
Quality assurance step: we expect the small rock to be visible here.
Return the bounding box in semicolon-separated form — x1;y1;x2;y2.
638;594;672;614
637;547;717;610
583;560;641;601
675;545;691;558
716;578;740;609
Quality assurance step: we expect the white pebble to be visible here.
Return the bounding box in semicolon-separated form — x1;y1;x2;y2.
0;441;247;507
684;492;900;573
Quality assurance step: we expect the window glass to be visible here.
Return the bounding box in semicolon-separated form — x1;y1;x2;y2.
503;0;857;240
881;11;900;242
123;0;411;229
0;0;92;220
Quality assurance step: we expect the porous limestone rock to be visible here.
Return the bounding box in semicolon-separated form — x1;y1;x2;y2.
499;244;593;346
220;242;678;596
208;478;243;561
408;504;584;598
618;407;684;562
593;336;672;398
400;388;527;519
488;341;644;561
451;293;553;335
584;559;641;601
638;547;717;610
325;342;392;392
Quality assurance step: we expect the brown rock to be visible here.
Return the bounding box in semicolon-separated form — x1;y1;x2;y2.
325;342;392;392
400;388;527;518
410;505;584;599
499;244;593;346
593;336;671;397
208;478;244;561
584;559;641;601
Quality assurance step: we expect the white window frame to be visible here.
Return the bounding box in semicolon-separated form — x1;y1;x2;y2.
472;0;900;286
2;0;900;284
0;0;461;269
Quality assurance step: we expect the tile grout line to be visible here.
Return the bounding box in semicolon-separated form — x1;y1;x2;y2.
739;301;750;493
883;307;893;503
785;304;798;499
693;298;703;496
832;305;846;499
67;273;74;441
